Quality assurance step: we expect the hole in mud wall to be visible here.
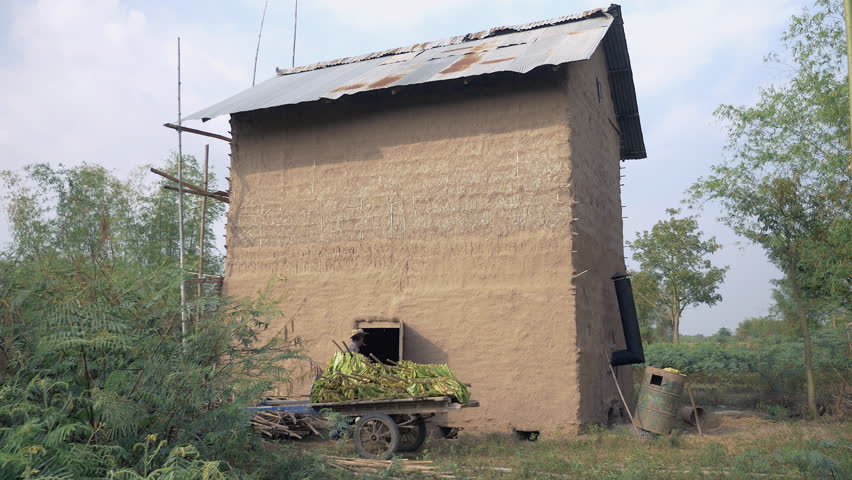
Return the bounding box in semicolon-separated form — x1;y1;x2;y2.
360;327;400;364
514;430;540;442
607;406;619;425
650;374;663;386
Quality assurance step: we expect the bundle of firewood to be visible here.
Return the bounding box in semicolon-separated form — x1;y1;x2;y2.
250;411;329;439
323;456;455;478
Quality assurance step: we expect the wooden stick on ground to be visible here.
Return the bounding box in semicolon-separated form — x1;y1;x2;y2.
603;351;636;427
686;384;703;436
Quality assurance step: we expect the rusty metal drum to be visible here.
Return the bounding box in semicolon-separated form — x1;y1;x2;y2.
635;366;685;435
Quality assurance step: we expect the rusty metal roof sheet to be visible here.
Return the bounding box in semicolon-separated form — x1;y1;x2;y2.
184;5;645;159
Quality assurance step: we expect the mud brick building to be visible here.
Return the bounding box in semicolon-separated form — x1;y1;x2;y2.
185;4;646;435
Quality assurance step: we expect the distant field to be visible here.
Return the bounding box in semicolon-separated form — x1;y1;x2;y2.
301;412;850;479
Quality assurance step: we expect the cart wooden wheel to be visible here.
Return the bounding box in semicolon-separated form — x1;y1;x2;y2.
396;416;427;452
353;413;400;459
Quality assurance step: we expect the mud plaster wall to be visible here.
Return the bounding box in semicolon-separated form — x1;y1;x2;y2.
223;45;629;434
563;47;634;425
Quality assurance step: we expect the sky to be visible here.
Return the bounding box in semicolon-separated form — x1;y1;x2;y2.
0;0;807;335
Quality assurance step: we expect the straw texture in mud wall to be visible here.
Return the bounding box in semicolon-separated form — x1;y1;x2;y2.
224;46;628;434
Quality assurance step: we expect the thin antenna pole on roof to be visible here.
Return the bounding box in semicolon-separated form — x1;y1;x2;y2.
177;37;188;348
252;0;270;86
291;0;298;68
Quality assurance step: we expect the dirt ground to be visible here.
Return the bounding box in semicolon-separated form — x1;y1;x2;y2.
294;411;851;479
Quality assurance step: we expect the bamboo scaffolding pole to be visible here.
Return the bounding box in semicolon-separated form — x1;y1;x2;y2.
162;185;229;203
152;167;229;202
162;123;232;143
176;37;188;348
197;144;208;322
185;271;222;278
844;0;852;171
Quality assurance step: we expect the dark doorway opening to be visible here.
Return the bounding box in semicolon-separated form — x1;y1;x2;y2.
513;429;540;441
360;327;400;364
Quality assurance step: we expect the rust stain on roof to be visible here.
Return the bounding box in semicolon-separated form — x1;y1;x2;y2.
440;52;484;74
444;45;473;53
330;82;367;93
327;74;407;94
479;57;517;64
368;74;406;89
470;41;498;53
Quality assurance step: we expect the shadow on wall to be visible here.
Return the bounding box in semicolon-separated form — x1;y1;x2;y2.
403;325;448;365
403;325;454;435
232;66;569;174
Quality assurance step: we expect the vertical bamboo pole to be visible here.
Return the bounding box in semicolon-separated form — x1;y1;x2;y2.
845;0;852;171
197;144;209;321
177;37;187;347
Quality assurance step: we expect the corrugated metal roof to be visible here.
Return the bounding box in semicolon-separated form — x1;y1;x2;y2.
184;4;645;159
273;8;609;76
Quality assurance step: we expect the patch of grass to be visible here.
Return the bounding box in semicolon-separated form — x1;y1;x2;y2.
418;417;851;479
757;402;791;421
292;415;851;479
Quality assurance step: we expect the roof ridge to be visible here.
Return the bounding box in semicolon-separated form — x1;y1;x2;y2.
275;7;609;76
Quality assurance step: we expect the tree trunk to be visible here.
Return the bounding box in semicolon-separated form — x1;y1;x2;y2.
789;265;818;417
672;310;680;344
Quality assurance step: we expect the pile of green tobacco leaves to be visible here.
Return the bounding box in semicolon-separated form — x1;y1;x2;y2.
311;352;471;404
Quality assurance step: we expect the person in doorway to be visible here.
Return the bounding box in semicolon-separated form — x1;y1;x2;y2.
346;329;367;353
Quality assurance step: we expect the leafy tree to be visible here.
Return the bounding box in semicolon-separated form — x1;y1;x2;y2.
0;155;225;275
627;208;729;343
0;160;331;479
690;0;851;416
714;327;733;343
737;316;797;339
629;270;670;343
137;154;226;276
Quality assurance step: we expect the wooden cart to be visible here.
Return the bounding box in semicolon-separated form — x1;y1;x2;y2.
250;396;479;459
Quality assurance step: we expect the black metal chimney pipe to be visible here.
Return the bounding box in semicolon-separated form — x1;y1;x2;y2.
610;273;645;366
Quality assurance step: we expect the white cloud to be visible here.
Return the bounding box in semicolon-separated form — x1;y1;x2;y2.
626;0;798;96
0;0;251;176
315;0;477;30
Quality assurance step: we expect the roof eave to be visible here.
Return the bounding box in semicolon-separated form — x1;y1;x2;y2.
603;4;646;160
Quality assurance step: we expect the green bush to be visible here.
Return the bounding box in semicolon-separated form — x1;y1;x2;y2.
0;256;301;479
0;161;340;478
756;402;790;420
641;332;850;400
